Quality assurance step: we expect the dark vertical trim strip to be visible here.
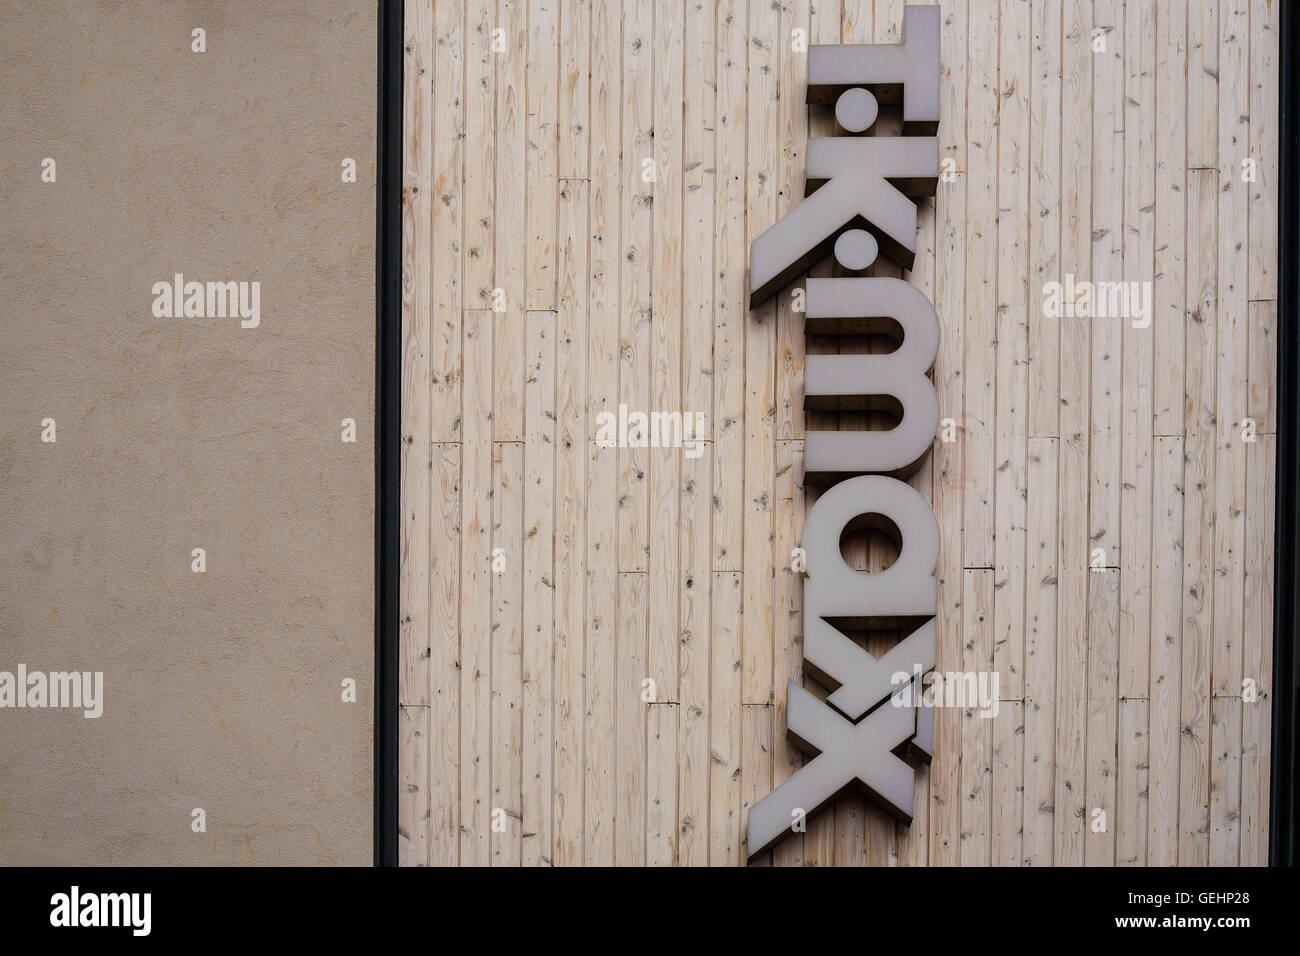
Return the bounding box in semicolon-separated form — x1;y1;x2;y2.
1272;0;1299;869
375;0;404;868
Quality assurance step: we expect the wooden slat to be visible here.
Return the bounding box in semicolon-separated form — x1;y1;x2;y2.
961;0;997;571
583;0;621;865
1117;698;1150;865
558;0;590;178
1248;0;1279;302
772;439;805;868
1028;0;1061;439
1249;300;1278;437
1116;0;1156;869
430;0;464;441
398;704;430;865
742;0;780;708
526;0;559;310
928;0;968;869
1210;696;1243;864
490;441;524;865
584;441;618;865
1053;405;1089;867
709;571;744;865
1053;0;1092;870
430;442;462;865
464;0;497;308
1148;435;1185;865
608;8;652;864
1023;436;1059;865
1212;0;1250;707
897;725;931;865
995;0;1029;709
775;0;811;446
1240;434;1275;865
522;311;556;865
459;310;495;865
400;0;434;718
1116;7;1157;867
1178;168;1218;867
960;569;994;866
992;701;1025;867
713;0;748;573
833;769;868;867
399;490;431;814
400;0;435;859
1084;568;1119;867
683;0;717;442
677;0;717;870
617;0;652;574
741;702;773;864
587;0;620;435
1207;0;1251;871
841;0;866;37
1083;0;1124;873
497;0;527;310
1187;0;1220;170
1153;0;1187;437
1119;0;1156;702
493;308;526;444
552;181;588;867
647;702;679;865
614;570;647;865
648;0;684;703
493;0;528;443
678;447;712;866
1090;0;1123;572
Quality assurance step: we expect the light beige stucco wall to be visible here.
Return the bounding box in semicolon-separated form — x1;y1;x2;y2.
0;0;376;865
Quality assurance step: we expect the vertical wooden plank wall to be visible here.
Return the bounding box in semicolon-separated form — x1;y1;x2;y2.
398;0;1280;866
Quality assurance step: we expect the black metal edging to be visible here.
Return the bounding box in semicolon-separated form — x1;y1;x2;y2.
375;0;404;868
1272;0;1300;869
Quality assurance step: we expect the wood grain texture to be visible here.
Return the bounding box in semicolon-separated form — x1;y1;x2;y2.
399;0;1278;866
